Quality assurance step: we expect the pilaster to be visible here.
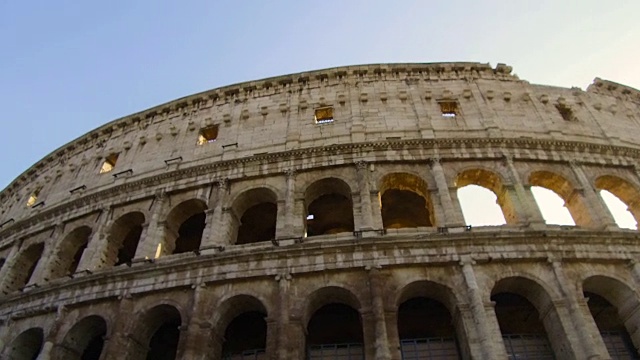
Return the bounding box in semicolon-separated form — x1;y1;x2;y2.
430;158;465;227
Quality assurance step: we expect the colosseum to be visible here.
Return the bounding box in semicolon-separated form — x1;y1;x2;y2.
0;62;639;360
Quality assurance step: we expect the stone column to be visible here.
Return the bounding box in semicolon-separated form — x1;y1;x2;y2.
200;179;233;249
502;155;546;228
181;284;215;360
275;273;292;360
367;266;391;360
0;239;22;293
569;160;618;229
38;305;68;360
549;258;607;359
459;257;506;359
276;169;297;239
103;296;139;360
356;161;375;233
135;191;168;259
28;228;61;286
79;208;112;271
429;158;465;227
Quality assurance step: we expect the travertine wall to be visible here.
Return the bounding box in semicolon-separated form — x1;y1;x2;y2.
0;62;639;359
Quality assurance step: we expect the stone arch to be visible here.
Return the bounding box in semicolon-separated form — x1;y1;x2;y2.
53;315;107;360
583;275;640;355
455;168;514;225
129;303;182;360
47;226;92;279
304;178;355;236
491;276;569;359
595;175;640;227
106;211;145;266
2;242;45;294
529;170;587;226
231;187;278;245
3;327;44;360
303;286;364;358
164;199;208;254
378;172;434;229
214;294;269;359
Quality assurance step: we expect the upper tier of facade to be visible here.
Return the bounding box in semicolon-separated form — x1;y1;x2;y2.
1;62;640;239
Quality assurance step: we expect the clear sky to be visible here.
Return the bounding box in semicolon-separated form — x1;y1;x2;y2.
1;1;638;227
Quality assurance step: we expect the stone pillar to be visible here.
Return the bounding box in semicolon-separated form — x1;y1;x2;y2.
199;208;216;249
549;258;607;359
37;223;66;282
429;158;465;227
135;191;168;259
569;160;617;229
207;179;236;247
459;257;506;359
452;304;485;359
497;184;529;226
367;266;391;360
103;296;138;360
181;284;215;360
0;239;22;293
275;273;292;360
502;155;546;228
384;310;401;360
360;311;377;360
276;169;297;239
38;305;68;360
79;208;112;271
356;162;375;232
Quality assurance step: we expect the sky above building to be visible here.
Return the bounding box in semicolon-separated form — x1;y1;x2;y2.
0;1;638;227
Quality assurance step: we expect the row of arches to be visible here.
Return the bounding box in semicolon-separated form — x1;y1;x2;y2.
2;169;638;295
4;274;639;359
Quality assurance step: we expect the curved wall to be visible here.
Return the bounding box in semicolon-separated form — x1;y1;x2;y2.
0;62;640;359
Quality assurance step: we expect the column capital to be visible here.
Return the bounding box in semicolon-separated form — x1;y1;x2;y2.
216;178;229;189
355;160;368;170
284;168;297;178
275;273;292;282
428;156;442;166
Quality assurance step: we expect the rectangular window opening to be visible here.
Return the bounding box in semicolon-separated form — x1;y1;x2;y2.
197;125;219;145
100;153;119;174
555;104;576;121
439;101;459;117
26;188;41;207
314;107;334;124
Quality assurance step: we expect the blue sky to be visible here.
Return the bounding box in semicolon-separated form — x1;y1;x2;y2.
1;1;639;190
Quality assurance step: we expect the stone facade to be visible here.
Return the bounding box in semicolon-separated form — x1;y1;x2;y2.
0;62;639;359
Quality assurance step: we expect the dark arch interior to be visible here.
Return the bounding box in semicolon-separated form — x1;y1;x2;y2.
173;212;205;254
111;212;145;266
236;202;277;244
7;328;43;360
585;292;639;359
221;311;267;357
65;227;92;276
11;243;46;292
306;303;363;359
61;316;107;360
146;310;181;360
381;189;431;229
116;224;142;265
306;194;354;236
492;292;554;359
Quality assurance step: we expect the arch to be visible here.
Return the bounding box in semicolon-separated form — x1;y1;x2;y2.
304;178;354;236
215;295;269;359
529;170;583;226
2;242;45;294
54;315;107;360
107;212;145;266
491;276;565;359
131;304;182;360
595;175;640;228
48;226;92;279
455;168;512;225
378;172;434;229
396;281;463;359
583;275;640;355
165;199;207;254
304;287;364;359
232;187;278;245
4;327;44;360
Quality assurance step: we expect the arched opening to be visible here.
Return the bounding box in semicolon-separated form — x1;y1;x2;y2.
49;226;92;279
307;304;364;359
305;178;354;236
455;169;511;226
165;199;207;254
529;171;582;226
221;311;267;358
492;293;554;359
56;315;107;360
596;175;640;230
397;297;461;359
585;292;639;359
107;212;145;266
3;242;45;293
4;328;44;360
379;172;433;229
133;305;182;360
233;188;278;245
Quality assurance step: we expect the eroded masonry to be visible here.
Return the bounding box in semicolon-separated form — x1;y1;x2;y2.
1;62;640;360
